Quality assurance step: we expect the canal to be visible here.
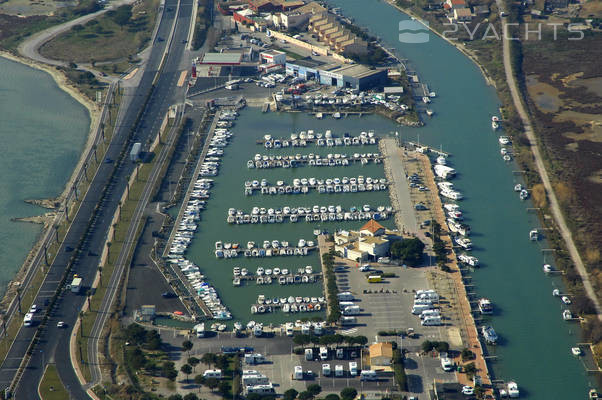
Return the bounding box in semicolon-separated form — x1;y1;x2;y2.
321;0;592;397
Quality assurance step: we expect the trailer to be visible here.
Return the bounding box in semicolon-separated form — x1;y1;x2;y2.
130;142;142;162
68;275;83;293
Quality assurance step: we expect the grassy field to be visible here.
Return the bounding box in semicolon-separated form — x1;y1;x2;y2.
39;365;69;400
39;0;159;63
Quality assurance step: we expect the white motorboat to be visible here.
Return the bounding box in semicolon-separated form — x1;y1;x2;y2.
562;309;572;320
215;241;223;250
506;381;519;398
561;296;571;304
514;183;523;192
478;298;493;314
572;347;582;356
257;267;264;275
492;120;500;130
552;288;560;296
529;229;539;241
543;264;554;273
520;189;529;200
247;241;255;249
499;135;511;145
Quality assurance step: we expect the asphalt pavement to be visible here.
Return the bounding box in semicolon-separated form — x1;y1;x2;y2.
0;0;196;397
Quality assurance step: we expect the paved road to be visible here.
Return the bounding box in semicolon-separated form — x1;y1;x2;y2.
500;17;602;320
0;0;194;398
381;138;418;234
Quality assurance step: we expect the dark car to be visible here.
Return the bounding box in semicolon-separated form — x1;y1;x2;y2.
161;291;176;298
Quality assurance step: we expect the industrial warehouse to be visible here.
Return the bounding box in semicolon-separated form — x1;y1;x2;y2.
285;59;387;90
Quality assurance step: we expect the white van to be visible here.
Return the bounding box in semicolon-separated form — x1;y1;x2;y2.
412;304;432;314
335;365;344;377
413;298;433;306
349;361;358;376
305;348;314;361
293;366;303;380
339;301;355;308
360;370;377;381
23;313;33;327
340;316;356;325
322;363;331;376
320;346;328;360
441;357;454;371
337;292;354;301
422;316;442;326
203;369;222;379
420;309;440;319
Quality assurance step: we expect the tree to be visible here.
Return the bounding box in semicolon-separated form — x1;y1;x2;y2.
298;391;313;400
390;238;425;265
218;380;230;395
162;361;178;381
183;394;199;400
293;334;311;346
283;388;299;400
340;387;358;400
325;395;340;400
194;374;205;388
181;364;192;382
182;340;193;356
111;4;132;29
201;352;217;368
72;24;85;32
188;356;200;371
205;377;219;391
168;395;183;400
307;384;322;396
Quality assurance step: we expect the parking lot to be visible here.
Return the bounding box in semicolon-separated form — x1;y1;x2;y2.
250;346;396;394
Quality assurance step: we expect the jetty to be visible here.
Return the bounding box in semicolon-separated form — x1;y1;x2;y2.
247;153;384;169
216;245;316;258
257;131;379;148
245;177;389;196
226;206;393;225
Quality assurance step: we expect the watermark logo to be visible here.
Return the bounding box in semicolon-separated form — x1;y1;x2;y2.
399;19;430;44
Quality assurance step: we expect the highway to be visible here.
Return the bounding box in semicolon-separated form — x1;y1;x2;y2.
0;0;195;397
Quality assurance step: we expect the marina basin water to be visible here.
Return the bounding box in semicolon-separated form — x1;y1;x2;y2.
183;110;399;324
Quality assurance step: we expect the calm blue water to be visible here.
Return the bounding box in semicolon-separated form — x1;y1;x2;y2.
321;0;593;397
0;56;90;293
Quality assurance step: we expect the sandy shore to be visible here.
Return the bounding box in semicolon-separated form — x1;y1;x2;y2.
0;51;101;309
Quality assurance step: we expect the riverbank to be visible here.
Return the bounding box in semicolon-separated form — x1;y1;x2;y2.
383;0;497;89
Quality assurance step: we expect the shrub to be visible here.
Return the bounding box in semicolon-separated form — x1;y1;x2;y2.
340;387;357;400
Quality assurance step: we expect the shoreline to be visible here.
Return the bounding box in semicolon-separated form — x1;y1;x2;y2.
382;0;497;88
0;50;101;308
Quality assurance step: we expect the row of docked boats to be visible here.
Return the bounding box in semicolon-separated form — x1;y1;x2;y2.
247;152;383;169
215;239;315;258
244;176;388;196
261;130;378;149
226;205;392;225
251;295;326;314
164;110;240;320
513;183;530;201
